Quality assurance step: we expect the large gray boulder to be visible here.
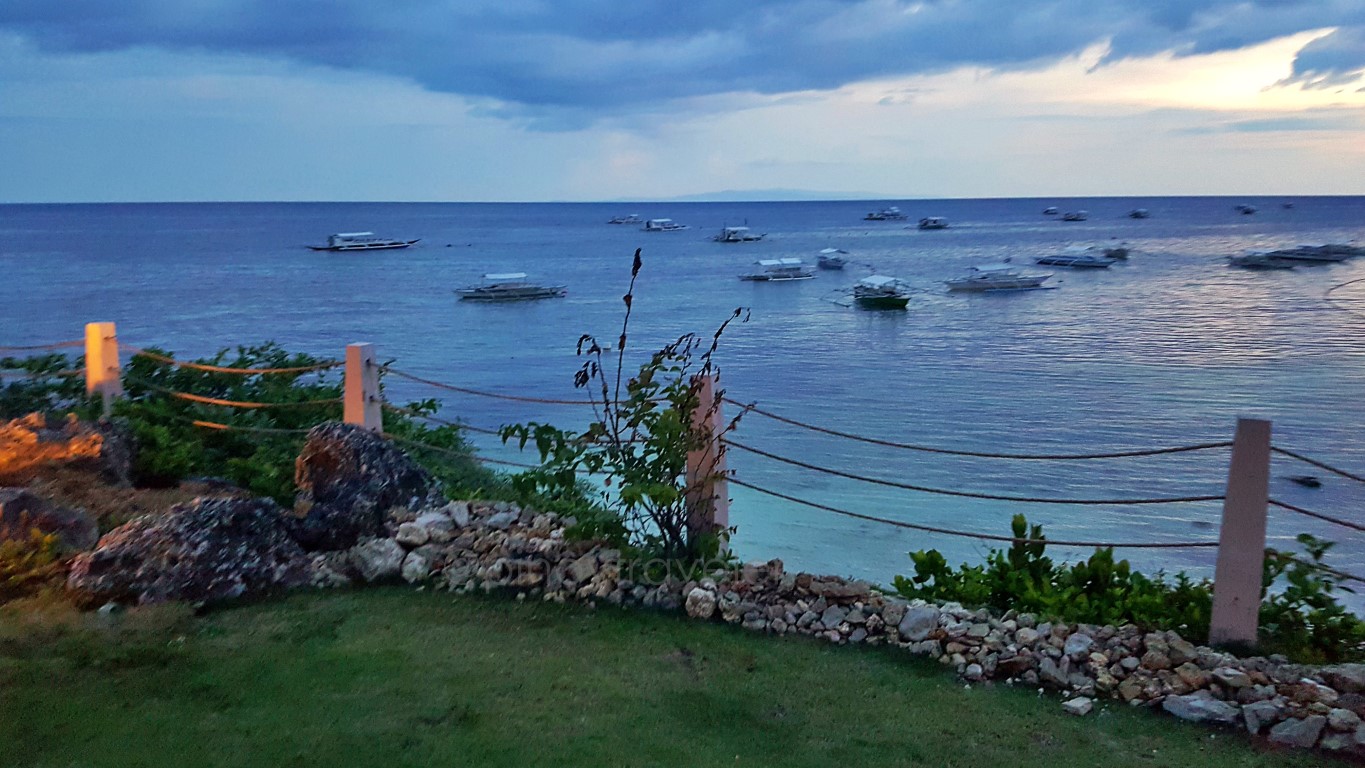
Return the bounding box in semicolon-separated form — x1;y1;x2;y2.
0;487;98;553
287;423;442;551
66;497;310;605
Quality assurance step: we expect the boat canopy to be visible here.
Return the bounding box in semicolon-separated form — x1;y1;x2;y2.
649;218;673;224
858;275;900;288
724;226;750;232
819;248;848;254
334;232;376;238
483;272;528;281
756;258;805;267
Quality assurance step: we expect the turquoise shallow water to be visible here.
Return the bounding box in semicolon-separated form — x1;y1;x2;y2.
2;198;1363;595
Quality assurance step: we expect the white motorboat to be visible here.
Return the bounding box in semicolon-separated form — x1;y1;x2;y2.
713;225;765;242
739;258;815;282
309;232;420;251
1043;207;1060;215
946;263;1053;292
864;206;908;221
817;248;848;270
456;273;567;301
607;214;641;224
642;218;688;232
852;275;912;309
917;216;949;230
1036;245;1115;268
1060;211;1088;222
1228;252;1294;270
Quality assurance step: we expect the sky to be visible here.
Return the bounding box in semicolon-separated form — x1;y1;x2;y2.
1;1;1363;202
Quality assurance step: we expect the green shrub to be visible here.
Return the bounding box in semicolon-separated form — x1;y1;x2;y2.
0;353;97;420
501;250;745;560
0;529;64;603
893;515;1364;663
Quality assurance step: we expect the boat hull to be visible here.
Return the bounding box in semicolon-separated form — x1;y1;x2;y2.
456;287;567;301
308;239;420;251
855;295;910;309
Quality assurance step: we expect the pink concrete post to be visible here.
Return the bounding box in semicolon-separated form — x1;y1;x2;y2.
685;374;730;545
343;342;382;432
1209;417;1271;647
84;322;122;418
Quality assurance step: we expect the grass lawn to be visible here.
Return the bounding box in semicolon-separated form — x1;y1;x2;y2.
0;588;1338;767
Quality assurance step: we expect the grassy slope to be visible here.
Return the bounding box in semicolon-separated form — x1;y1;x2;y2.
0;589;1337;768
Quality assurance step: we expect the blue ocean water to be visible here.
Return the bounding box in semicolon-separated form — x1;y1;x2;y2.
2;198;1364;593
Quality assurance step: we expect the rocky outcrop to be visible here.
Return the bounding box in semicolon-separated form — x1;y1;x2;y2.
287;423;442;551
0;413;133;485
0;487;99;553
66;497;309;605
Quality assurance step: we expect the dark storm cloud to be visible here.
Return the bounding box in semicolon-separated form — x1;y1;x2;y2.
2;0;1362;111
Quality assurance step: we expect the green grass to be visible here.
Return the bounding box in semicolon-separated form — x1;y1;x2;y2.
0;589;1339;767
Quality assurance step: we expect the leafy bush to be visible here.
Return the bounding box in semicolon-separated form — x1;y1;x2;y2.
1260;534;1365;663
893;514;1212;636
502;250;745;560
894;515;1364;662
0;353;97;420
0;529;64;603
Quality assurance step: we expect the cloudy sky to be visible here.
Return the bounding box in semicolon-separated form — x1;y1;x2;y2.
1;1;1363;202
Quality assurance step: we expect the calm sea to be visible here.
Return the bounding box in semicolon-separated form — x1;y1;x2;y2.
3;198;1364;594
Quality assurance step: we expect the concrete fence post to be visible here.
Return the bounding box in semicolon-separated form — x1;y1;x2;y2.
1209;417;1271;647
685;374;730;548
343;342;382;433
84;322;122;418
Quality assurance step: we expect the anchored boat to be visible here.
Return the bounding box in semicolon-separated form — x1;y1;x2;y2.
456;273;567;301
642;218;689;232
853;275;912;309
817;248;848;270
309;232;420;251
739;258;814;282
713;225;765;242
946;263;1053;292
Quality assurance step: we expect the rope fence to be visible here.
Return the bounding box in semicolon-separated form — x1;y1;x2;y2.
122;376;342;410
121;345;342;375
727;476;1221;549
1272;445;1365;485
0;340;82;353
1270;499;1365;534
728;399;1235;460
722;437;1226;506
382;366;602;406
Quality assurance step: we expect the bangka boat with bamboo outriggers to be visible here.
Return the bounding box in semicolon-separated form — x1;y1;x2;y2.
817;248;848;270
739;258;814;282
863;206;907;221
456;273;567;301
713;225;765;242
852;275;912;309
946;263;1053;292
308;232;420;251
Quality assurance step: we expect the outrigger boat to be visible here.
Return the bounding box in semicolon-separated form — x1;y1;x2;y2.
864;206;907;221
456;273;567;301
642;218;688;232
309;232;420;251
713;225;765;242
739;258;814;282
917;216;949;230
946;263;1053;292
607;214;641;224
852;275;912;309
1036;245;1115;268
817;248;848;270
